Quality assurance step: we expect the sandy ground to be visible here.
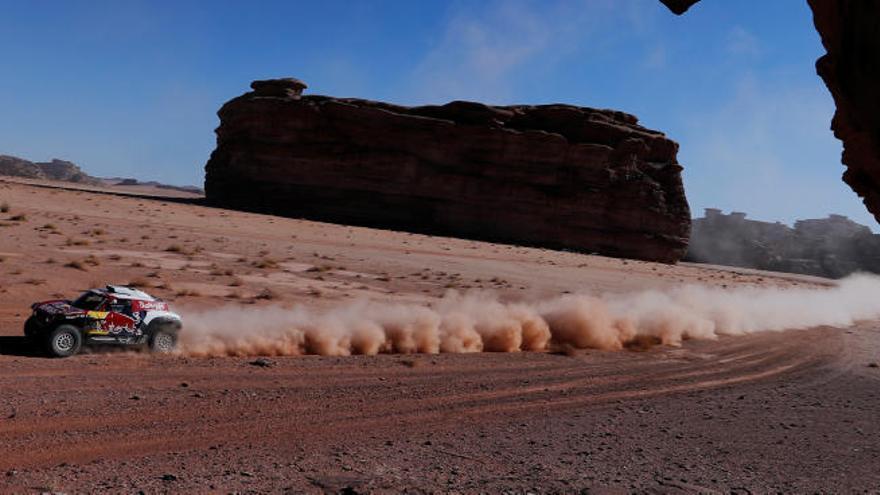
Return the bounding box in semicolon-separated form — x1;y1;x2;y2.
0;178;878;493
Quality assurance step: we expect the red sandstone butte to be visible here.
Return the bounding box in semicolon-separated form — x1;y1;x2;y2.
205;79;691;263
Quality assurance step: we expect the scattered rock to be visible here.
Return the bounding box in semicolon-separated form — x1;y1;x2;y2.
868;362;879;368
161;473;178;481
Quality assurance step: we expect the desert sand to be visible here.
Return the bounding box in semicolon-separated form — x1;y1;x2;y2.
0;178;878;493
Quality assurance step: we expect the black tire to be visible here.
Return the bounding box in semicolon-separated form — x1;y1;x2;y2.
148;327;178;353
44;324;82;358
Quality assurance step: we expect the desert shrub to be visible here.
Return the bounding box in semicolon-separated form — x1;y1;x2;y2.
253;258;279;269
64;260;87;271
127;278;151;288
305;265;333;273
254;287;278;300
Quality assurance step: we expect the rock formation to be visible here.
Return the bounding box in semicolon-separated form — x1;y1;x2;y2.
660;0;880;225
686;208;880;278
205;79;691;263
809;0;880;225
658;0;699;15
0;155;100;185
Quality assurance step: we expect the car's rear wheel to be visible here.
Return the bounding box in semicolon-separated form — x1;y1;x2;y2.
44;324;82;358
149;328;178;353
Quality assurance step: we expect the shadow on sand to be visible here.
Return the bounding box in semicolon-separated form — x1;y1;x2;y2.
0;336;44;357
0;336;152;358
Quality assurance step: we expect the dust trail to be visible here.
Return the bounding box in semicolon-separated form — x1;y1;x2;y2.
178;273;880;357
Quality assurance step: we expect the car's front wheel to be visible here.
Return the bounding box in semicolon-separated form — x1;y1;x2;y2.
148;328;178;353
44;324;83;358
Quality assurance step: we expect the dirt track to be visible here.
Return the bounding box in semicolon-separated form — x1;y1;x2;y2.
1;179;879;493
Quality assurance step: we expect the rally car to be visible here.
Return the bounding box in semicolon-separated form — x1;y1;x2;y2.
25;285;182;357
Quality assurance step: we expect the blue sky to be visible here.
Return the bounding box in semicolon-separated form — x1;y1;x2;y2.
0;0;872;227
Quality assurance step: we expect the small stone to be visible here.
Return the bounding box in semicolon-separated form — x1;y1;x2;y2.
250;358;276;368
868;362;879;368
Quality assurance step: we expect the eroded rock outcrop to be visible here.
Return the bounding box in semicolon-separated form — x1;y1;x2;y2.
809;0;880;224
205;79;691;263
0;155;100;185
686;208;880;279
660;0;880;225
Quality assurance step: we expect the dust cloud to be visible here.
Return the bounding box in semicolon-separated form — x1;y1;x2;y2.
178;274;880;357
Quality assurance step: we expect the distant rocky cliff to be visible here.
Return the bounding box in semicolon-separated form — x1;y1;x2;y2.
0;155;101;185
686;209;880;278
205;78;691;263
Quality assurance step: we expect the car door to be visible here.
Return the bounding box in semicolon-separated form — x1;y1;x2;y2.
105;298;139;338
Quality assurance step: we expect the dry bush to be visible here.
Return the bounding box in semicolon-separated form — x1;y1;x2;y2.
165;244;185;254
107;254;122;261
41;223;57;230
9;214;26;222
83;255;100;266
130;261;144;268
0;202;9;213
306;264;333;273
175;288;201;297
24;278;46;285
64;260;87;271
127;278;151;288
254;287;278;300
65;238;89;246
228;278;243;287
253;258;279;269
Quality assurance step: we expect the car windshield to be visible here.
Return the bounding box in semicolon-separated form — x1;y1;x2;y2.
72;291;106;311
